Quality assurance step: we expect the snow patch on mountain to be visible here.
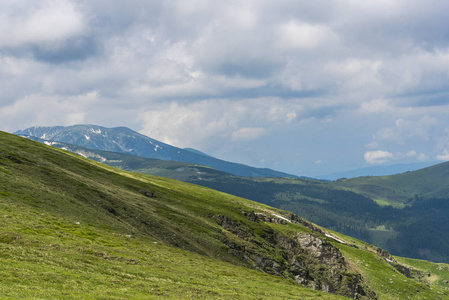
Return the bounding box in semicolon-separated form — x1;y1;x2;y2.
272;214;292;223
44;141;59;146
325;233;346;244
90;128;101;134
76;152;87;158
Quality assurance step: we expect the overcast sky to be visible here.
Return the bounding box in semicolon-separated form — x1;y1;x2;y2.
2;0;449;176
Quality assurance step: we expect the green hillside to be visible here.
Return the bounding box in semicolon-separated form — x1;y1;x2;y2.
28;140;449;263
22;140;449;263
333;162;449;207
2;131;449;299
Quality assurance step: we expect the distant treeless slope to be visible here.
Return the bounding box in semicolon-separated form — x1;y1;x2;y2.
333;161;449;207
317;161;439;181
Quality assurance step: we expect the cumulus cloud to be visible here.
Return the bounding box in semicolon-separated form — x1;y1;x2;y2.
0;0;86;47
404;150;425;160
364;150;394;164
137;98;299;149
372;116;439;144
2;0;449;176
278;21;338;50
437;150;449;161
363;149;429;165
0;91;98;131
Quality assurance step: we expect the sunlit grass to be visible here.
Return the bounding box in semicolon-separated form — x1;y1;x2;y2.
0;200;337;299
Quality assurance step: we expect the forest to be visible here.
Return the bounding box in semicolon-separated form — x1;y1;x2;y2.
189;176;449;262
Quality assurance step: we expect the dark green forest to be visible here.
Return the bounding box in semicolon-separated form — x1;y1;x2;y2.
189;176;449;262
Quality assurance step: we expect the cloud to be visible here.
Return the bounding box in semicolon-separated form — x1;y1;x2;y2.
363;149;428;165
359;99;390;114
0;0;86;48
2;0;449;176
437;149;449;161
0;91;98;131
278;21;338;50
404;150;428;161
137;98;299;148
364;150;394;164
231;127;267;141
32;36;99;63
137;100;253;148
372;116;439;145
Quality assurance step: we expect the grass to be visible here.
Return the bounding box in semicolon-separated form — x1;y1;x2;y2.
317;228;449;299
372;198;406;209
395;257;449;287
0;202;334;299
2;131;449;299
0;131;341;299
334;162;449;207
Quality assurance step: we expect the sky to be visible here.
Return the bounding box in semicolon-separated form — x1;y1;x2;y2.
1;0;449;177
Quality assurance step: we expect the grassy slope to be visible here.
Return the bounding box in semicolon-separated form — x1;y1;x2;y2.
1;199;329;299
1;131;449;299
43;144;449;262
1;132;337;299
25;139;229;182
333;162;449;207
320;229;449;300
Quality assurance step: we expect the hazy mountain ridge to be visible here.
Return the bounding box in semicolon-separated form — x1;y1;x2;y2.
15;125;298;178
318;161;440;180
2;130;449;299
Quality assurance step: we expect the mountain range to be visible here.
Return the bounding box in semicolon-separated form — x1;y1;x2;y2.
15;125;298;178
2;129;449;299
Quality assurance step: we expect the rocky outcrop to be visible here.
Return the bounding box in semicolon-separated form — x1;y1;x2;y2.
242;211;287;224
289;213;324;233
242;210;325;231
376;247;395;262
295;233;374;298
214;213;376;299
391;263;429;281
376;247;429;282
